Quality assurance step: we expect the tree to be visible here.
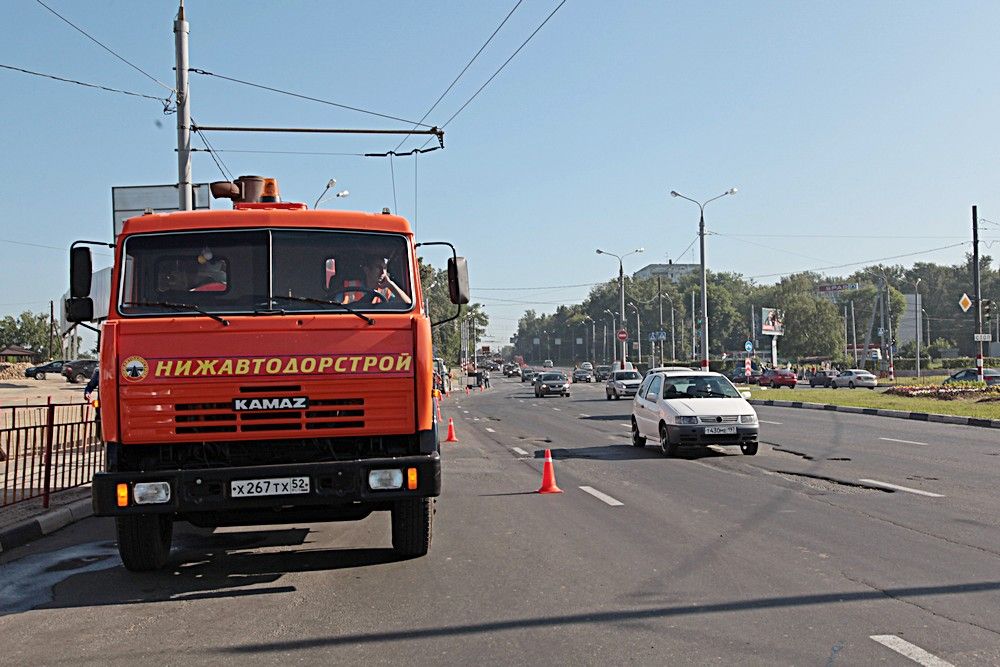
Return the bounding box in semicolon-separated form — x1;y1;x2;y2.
0;311;50;356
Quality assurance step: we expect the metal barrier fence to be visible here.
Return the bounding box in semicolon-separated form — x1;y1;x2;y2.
0;403;103;508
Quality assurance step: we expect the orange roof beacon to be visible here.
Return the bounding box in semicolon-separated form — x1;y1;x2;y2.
66;176;470;571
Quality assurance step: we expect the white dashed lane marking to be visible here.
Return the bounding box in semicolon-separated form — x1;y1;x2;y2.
512;446;529;456
879;437;928;446
870;635;953;666
552;407;561;411
619;423;630;428
859;479;944;498
759;419;782;425
579;486;624;507
485;427;496;433
578;413;590;418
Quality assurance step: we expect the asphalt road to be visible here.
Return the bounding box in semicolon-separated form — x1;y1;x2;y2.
2;376;999;665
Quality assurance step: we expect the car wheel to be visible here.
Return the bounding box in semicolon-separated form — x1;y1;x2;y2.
869;386;875;390
35;372;45;380
75;372;86;383
789;383;795;389
631;419;646;447
831;383;838;389
606;392;612;401
659;424;678;457
848;381;855;389
740;442;758;456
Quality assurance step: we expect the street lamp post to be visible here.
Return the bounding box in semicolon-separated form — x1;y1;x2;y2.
921;308;930;347
597;248;644;368
914;278;922;378
584;316;595;363
603;309;616;364
670;188;737;370
628;302;641;364
662;292;676;362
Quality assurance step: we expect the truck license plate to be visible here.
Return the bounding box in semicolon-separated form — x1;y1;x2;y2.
231;477;310;498
704;426;737;435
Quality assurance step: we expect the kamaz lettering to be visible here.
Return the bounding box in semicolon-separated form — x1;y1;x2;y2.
233;397;309;411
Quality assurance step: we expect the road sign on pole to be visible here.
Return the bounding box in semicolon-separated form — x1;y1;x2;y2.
974;333;991;342
959;293;973;313
744;357;752;376
744;340;753;353
617;329;628;342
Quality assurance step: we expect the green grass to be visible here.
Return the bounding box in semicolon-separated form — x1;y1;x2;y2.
749;387;1000;420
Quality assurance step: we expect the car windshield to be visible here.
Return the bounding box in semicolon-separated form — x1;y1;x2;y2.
539;373;565;381
119;229;413;316
661;375;741;399
613;371;641;381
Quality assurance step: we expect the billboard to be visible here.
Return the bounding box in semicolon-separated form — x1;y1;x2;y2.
761;308;785;336
112;183;211;238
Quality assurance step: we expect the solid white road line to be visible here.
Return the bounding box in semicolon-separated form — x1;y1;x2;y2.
552;407;561;411
879;437;929;446
579;486;624;507
511;446;529;456
619;423;630;428
485;427;496;433
859;479;944;498
463;410;469;414
759;419;783;425
869;635;953;666
578;413;590;418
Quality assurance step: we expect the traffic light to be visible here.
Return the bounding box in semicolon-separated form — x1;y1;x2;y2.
985;299;993;327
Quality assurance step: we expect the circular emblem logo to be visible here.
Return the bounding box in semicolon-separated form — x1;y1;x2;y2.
121;356;148;382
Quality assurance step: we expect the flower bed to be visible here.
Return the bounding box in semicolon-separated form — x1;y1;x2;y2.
884;382;1000;400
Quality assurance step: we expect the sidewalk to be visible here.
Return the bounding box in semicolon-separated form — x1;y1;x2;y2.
0;486;93;554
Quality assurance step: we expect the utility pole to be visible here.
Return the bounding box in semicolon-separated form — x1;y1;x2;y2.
48;300;54;359
691;290;696;361
174;1;192;210
884;278;895;382
850;300;858;366
973;205;984;382
657;277;663;365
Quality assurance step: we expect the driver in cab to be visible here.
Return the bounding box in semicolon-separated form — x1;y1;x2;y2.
340;254;412;306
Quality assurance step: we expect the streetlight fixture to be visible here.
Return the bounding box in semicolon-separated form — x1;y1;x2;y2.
597;247;644;368
313;178;351;208
603;308;616;364
914;278;922;377
670;188;737;370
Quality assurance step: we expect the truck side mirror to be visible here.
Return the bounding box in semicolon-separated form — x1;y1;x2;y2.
70;246;93;298
65;297;94;323
447;257;470;305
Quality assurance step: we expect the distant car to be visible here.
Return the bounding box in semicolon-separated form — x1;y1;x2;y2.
594;365;612;381
534;372;570;398
830;369;877;389
572;368;593;383
758;368;797;388
727;367;760;384
521;369;537;383
943;368;1000;387
580;362;594;371
606;369;643;400
62;359;98;383
25;360;66;380
542;359;554;368
809;369;839;388
631;369;759;456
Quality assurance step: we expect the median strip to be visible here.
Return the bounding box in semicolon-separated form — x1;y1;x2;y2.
579;485;624;507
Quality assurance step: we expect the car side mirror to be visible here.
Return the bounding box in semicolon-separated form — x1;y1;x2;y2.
447;256;470;305
70;246;93;298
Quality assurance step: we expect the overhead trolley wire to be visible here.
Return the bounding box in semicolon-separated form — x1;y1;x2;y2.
0;63;173;110
746;242;969;280
34;0;175;95
393;0;524;153
189;68;433;127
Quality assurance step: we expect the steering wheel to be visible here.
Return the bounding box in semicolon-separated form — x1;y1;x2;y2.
326;288;383;305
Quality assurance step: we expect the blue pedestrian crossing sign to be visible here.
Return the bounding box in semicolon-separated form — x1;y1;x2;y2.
744;340;753;353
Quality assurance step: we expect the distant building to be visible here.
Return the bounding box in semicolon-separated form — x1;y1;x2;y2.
633;261;698;283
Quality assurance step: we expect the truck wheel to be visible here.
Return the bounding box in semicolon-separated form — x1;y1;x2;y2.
392;498;433;558
740;442;759;456
116;514;173;571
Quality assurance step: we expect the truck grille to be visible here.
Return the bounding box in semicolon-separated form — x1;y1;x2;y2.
174;397;365;435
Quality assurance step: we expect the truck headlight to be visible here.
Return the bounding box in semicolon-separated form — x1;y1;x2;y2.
369;469;403;490
133;482;171;505
677;416;699;425
740;414;758;425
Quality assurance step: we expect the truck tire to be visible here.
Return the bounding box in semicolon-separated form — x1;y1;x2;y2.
391;498;433;558
116;514;173;571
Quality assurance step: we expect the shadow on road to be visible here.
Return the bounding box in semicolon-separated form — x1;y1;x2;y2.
4;526;405;614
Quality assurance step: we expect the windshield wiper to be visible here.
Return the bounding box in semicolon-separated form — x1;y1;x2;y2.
268;295;375;325
123;301;229;326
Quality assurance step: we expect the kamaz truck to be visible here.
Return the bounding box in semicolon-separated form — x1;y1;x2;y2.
65;175;469;571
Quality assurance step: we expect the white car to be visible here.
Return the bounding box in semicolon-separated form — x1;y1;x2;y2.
830;369;877;389
580;362;594;371
606;370;643;400
631;370;759;456
543;359;554;368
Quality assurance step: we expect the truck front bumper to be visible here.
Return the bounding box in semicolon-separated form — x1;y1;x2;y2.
93;454;441;516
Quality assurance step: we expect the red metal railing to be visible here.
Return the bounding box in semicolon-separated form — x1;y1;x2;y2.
0;402;103;508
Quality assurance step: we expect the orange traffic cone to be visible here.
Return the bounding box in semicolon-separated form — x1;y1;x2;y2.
537;449;563;494
444;417;459;442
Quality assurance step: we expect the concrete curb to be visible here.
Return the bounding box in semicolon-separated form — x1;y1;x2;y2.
0;498;92;554
749;399;1000;430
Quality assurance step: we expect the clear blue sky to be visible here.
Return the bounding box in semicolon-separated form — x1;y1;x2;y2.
4;1;1000;350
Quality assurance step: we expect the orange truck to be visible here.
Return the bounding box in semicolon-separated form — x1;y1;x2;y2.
65;176;469;571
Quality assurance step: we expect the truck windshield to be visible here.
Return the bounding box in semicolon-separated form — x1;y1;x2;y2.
119;229;414;316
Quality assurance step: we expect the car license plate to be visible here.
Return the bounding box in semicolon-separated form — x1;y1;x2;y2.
231;476;310;498
704;426;737;435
